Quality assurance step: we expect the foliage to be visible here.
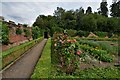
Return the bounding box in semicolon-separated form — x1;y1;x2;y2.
50;66;120;78
77;39;118;55
24;29;30;37
99;1;108;17
32;26;43;39
93;31;108;37
110;1;120;17
79;44;113;62
66;29;77;37
76;30;89;37
50;27;64;37
31;39;51;78
33;6;120;35
81;37;118;41
1;23;9;45
81;14;97;31
16;28;22;35
52;33;81;74
86;6;92;14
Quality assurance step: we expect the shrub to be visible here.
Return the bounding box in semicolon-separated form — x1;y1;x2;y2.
52;33;81;74
67;29;77;37
2;23;9;45
32;26;43;39
50;27;64;36
93;31;108;38
16;28;22;35
24;29;30;37
76;30;89;37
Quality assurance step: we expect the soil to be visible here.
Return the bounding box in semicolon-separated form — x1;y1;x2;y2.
2;39;47;78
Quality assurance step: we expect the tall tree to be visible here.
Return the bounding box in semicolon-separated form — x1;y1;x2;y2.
86;6;92;14
75;7;85;30
99;1;108;17
110;1;118;17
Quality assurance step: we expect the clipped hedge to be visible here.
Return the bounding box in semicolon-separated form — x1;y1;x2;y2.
81;37;118;41
93;31;108;38
2;37;43;69
76;30;90;37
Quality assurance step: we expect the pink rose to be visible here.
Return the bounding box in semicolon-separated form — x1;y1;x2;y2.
73;39;77;42
67;39;71;42
77;50;82;55
54;43;57;47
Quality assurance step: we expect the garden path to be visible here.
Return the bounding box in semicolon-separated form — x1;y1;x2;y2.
2;39;47;78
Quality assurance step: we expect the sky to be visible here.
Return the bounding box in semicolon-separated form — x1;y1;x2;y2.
1;0;114;26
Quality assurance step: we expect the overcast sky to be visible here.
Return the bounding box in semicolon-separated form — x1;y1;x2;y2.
1;0;114;26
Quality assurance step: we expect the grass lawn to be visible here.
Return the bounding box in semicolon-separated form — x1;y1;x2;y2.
31;38;51;78
2;37;43;58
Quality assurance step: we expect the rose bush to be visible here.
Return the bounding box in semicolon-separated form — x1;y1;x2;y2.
52;33;82;74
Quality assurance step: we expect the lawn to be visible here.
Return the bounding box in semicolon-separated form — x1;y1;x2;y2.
31;38;51;78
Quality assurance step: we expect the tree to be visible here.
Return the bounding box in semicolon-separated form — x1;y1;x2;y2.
81;14;97;31
75;7;85;30
110;1;120;17
86;6;92;14
99;1;108;17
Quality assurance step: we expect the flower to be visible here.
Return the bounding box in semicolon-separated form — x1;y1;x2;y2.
73;39;77;42
61;41;64;44
59;39;62;42
54;43;57;47
67;39;71;42
77;50;82;55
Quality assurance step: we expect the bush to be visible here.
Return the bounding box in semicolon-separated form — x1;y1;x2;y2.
2;23;9;45
16;28;22;35
76;30;89;37
50;27;64;36
93;31;108;37
32;26;43;39
24;29;30;37
52;33;81;74
2;35;9;45
67;29;77;37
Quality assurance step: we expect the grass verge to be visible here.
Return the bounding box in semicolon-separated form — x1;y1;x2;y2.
31;38;51;78
2;37;43;58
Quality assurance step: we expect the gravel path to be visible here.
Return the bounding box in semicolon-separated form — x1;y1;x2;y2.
2;39;47;78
